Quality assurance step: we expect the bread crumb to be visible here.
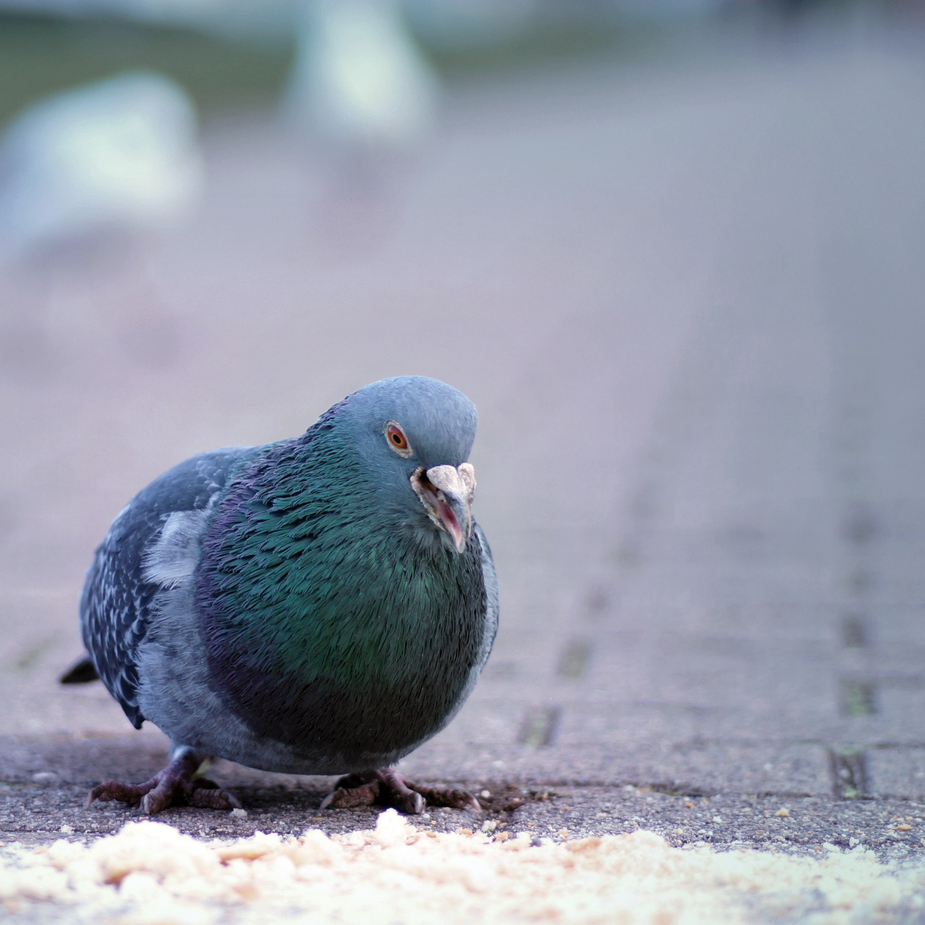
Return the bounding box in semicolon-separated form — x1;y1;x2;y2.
373;810;412;848
775;809;790;817
1;819;923;924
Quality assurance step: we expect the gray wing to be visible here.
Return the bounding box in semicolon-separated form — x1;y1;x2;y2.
79;447;253;728
473;523;499;674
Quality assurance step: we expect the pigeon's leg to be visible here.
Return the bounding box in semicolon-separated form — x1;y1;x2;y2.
88;746;241;815
320;768;480;814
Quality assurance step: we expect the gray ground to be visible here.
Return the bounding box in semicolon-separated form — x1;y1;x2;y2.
2;10;925;861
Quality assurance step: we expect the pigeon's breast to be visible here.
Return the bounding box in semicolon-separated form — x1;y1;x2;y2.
194;458;488;770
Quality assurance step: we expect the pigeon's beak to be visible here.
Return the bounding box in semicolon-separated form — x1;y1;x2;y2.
410;463;475;553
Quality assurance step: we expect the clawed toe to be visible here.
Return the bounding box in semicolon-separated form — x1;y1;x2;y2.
181;779;242;811
88;779;156;808
321;769;478;814
88;750;239;814
319;774;383;811
412;783;480;811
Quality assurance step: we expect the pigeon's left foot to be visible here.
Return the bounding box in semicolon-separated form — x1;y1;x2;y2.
88;749;241;815
320;768;480;814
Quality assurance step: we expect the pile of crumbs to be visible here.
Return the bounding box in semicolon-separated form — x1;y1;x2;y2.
1;810;924;924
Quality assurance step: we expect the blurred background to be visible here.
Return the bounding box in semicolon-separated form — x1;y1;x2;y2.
2;0;925;798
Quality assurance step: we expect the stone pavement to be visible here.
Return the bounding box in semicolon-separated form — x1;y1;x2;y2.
2;18;925;856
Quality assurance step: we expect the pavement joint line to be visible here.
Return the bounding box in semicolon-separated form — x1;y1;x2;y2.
517;707;561;749
839;678;878;717
827;747;870;800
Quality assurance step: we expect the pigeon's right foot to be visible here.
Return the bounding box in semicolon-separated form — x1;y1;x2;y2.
320;768;480;814
88;749;241;815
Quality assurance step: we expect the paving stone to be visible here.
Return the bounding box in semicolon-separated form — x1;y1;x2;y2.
867;748;925;801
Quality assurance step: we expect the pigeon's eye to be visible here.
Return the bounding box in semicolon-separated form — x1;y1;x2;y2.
385;422;412;457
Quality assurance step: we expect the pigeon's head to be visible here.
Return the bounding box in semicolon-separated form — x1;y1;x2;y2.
331;376;479;554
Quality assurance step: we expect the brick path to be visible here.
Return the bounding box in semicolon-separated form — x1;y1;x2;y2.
2;20;924;847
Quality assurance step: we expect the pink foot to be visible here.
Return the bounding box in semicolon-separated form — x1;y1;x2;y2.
320;768;480;814
88;749;241;814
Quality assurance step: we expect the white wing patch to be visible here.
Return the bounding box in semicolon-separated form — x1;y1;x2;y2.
141;506;213;590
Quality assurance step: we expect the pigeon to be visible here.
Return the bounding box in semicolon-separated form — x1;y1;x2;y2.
0;71;202;257
63;376;497;815
282;0;440;155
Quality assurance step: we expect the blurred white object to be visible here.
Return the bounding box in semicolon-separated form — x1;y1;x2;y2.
282;0;440;154
404;0;539;52
0;71;203;256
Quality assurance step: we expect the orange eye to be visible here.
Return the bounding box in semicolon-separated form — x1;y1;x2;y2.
386;422;411;455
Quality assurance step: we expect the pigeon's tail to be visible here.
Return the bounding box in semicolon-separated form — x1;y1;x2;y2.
59;655;100;684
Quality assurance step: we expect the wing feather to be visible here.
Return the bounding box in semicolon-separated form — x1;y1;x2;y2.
79;448;252;728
